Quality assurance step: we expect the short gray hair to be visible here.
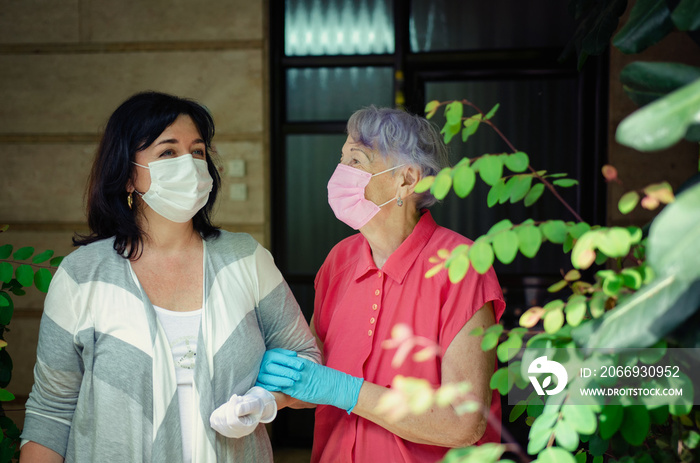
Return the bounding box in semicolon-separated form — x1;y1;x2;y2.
347;105;450;208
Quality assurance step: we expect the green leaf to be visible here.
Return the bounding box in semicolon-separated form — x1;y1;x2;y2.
620;406;650;446
618;191;640;214
477;155;503;186
32;249;54;264
562;404;597;435
484;103;500;120
34;268;52;293
528;426;553;455
0;245;11;260
595;227;632;258
620;62;700;106
516;225;542;258
548;280;568;293
543;308;565;334
571;231;597;270
496;333;522;363
414;176;435;194
565;297;587;327
493;230;519;265
489;367;511;395
0;294;13;325
0;389;14;402
537;447;577;463
671;0;700;31
612;0;674;54
505;151;529;172
462;116;481;143
468;238;494;274
13;246;34;261
527;395;545;419
488;219;513;235
524;183;545;207
487;179;506;208
648;182;700;281
588;434;609;458
15;264;34;287
50;256;64;267
441;120;461;144
553;178;579;188
601;274;623;296
445;101;464;126
554;420;580;452
569;222;591;240
541;220;568;244
442;444;506;463
683;430;700;449
0;263;12;284
599;404;624;440
509;175;533;203
425;100;440;119
0;292;10;309
448;253;470;284
498;177;515;204
431;168;453;200
481;331;498;351
452;164;476;198
616;78;700;151
620;268;643;290
509;400;527;422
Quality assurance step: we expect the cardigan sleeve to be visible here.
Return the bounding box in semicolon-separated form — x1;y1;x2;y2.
21;266;85;457
253;244;321;364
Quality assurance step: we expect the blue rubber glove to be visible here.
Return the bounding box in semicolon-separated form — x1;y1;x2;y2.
256;348;305;391
256;349;363;413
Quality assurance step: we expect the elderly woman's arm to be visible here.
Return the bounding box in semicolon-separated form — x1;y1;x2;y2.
352;302;496;447
256;302;497;446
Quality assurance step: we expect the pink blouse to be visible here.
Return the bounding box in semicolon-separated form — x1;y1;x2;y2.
312;211;506;463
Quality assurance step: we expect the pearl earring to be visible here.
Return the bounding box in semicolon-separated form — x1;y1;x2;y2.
397;197;403;207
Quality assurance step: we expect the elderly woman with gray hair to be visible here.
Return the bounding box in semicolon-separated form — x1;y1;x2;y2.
257;106;505;462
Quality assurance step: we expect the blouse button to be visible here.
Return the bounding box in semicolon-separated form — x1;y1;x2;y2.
374;289;380;296
368;329;373;336
372;304;378;310
377;271;382;278
370;317;376;324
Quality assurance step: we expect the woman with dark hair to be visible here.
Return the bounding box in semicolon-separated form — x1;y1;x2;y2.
256;106;505;462
20;91;320;463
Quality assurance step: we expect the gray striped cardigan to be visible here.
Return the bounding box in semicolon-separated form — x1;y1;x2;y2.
21;231;321;462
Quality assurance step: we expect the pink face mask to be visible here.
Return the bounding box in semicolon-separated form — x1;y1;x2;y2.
327;163;404;230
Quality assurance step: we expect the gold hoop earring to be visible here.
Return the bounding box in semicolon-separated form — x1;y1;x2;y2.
127;192;133;209
397;197;403;207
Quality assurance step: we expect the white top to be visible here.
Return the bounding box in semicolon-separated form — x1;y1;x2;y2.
154;305;203;463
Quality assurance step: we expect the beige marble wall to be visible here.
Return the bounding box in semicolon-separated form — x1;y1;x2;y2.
0;0;269;408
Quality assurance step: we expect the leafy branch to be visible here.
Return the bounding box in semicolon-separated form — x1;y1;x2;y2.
423;99;584;223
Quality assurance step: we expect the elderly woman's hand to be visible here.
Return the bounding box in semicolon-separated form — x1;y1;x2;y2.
256;348;363;413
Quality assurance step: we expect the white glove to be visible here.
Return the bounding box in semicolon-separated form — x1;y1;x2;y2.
209;386;277;438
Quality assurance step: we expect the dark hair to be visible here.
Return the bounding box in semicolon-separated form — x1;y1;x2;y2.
74;91;221;258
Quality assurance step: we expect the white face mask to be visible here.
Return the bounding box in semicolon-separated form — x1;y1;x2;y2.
132;154;213;223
